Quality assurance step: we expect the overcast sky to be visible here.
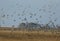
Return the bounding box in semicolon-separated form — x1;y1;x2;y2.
0;0;60;27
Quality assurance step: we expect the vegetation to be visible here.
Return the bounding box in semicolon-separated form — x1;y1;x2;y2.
0;19;60;41
18;22;60;32
0;30;60;41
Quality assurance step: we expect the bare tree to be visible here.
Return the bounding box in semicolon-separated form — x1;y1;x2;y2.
10;25;15;37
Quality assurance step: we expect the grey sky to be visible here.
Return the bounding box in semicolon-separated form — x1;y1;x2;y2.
0;0;60;27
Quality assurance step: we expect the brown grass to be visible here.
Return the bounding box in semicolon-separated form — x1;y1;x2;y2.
0;28;60;41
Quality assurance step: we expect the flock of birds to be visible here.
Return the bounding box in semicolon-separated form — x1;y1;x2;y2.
0;2;58;27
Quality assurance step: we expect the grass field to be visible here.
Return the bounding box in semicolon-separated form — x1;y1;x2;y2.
0;27;60;41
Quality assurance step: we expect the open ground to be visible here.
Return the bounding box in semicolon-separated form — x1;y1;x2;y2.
0;27;60;41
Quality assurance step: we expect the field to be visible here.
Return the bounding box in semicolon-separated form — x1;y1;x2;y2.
0;27;60;41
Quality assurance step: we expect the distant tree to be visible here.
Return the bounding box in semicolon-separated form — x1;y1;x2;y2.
18;22;42;31
11;25;15;37
56;25;60;32
18;23;26;30
0;25;1;27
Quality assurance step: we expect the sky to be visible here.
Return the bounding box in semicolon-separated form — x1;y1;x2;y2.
0;0;60;27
